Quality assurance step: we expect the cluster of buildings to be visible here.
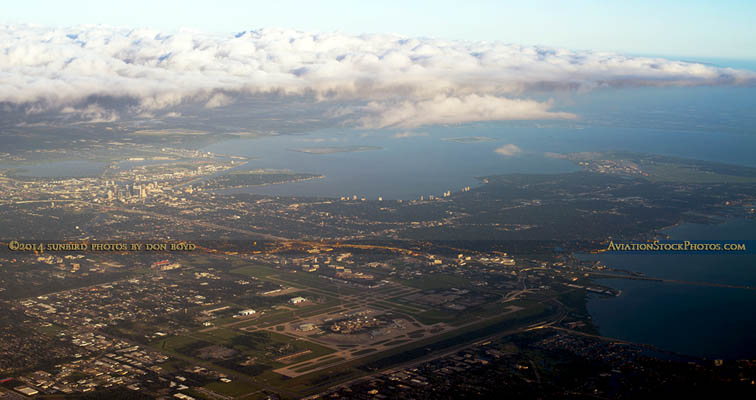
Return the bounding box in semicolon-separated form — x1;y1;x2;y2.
7;333;168;395
0;149;237;209
105;181;156;201
337;186;467;204
150;260;181;271
17;271;259;334
576;159;649;177
282;253;380;286
328;314;386;334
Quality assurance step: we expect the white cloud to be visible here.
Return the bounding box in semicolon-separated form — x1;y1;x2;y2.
1;24;754;125
392;131;429;139
357;95;576;129
204;93;233;108
495;144;522;157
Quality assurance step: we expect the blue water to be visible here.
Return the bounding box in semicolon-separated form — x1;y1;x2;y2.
201;129;584;199
197;84;756;199
584;219;756;360
201;122;756;200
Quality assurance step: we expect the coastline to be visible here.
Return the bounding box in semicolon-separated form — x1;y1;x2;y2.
583;217;756;360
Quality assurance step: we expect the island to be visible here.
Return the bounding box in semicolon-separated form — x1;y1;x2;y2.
203;169;324;189
288;145;383;154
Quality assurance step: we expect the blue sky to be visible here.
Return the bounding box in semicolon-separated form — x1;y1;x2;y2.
3;0;755;61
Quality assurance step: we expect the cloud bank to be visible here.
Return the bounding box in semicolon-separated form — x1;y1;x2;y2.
357;95;576;129
2;24;754;126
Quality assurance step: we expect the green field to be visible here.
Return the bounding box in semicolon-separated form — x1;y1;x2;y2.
153;328;335;380
232;264;362;297
397;273;474;290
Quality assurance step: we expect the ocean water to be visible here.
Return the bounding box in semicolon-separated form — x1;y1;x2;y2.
199;84;756;199
583;219;756;360
203;123;756;200
201;121;756;200
201;128;581;200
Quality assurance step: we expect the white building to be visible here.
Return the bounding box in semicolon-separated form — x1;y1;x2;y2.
289;296;306;304
298;323;316;331
15;387;39;396
238;309;256;316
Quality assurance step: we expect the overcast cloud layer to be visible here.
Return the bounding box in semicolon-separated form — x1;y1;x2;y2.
2;24;754;128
